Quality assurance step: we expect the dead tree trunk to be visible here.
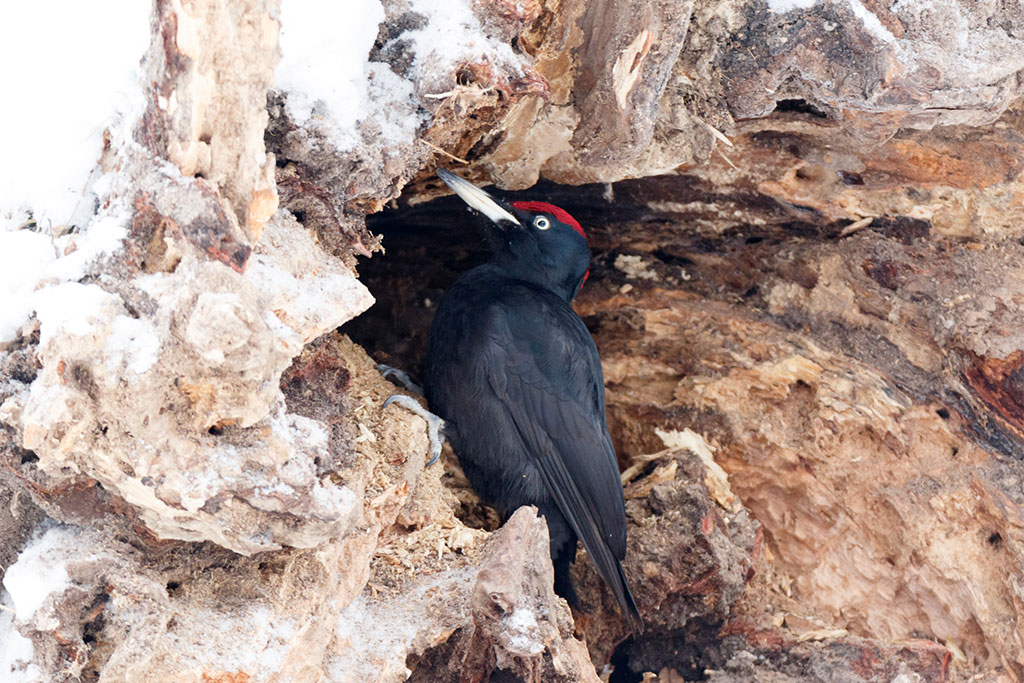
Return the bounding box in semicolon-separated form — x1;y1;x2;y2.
2;0;1023;681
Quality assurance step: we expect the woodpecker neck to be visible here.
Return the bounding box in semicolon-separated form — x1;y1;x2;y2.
491;232;590;303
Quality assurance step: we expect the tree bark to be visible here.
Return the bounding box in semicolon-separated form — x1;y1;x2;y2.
2;0;1023;680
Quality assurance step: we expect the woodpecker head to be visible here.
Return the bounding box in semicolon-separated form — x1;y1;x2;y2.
438;169;590;302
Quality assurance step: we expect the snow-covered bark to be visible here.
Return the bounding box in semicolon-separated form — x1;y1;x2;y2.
2;0;1024;680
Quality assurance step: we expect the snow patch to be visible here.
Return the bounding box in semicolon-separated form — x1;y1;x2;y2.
0;1;149;231
848;0;896;43
403;0;522;82
32;282;120;346
44;211;129;282
0;230;59;342
0;199;129;343
276;0;527;153
890;0;1024;86
246;244;374;347
365;63;423;147
2;525;77;626
504;607;544;655
765;0;819;13
107;315;162;376
277;0;387;148
329;568;475;680
276;0;422;152
0;591;40;683
163;606;297;677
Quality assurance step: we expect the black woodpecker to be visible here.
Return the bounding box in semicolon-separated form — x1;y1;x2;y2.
425;169;641;631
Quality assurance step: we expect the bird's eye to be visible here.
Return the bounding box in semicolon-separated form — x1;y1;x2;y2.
534;216;551;230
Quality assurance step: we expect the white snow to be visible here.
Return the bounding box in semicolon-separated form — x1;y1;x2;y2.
504;607;543;655
2;525;76;625
0;591;40;683
107;315;161;376
288;413;330;452
765;0;893;45
364;63;423;147
766;0;819;13
0;0;143;343
246;243;375;347
156;605;297;677
890;0;1024;86
276;0;385;129
276;0;527;153
32;282;120;346
43;211;129;282
848;0;896;43
276;0;397;150
328;568;475;680
0;230;59;342
0;2;149;232
402;0;522;82
0;197;130;344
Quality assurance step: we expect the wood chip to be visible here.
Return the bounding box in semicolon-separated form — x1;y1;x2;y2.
795;628;849;642
620;447;672;485
355;422;377;443
706;122;734;147
716;147;740;170
419;138;469;164
839;215;873;237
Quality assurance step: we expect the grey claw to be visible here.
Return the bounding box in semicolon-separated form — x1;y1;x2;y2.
377;364;425;396
383;394;446;466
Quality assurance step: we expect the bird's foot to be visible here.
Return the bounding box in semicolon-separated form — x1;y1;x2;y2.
377;364;425;396
383;394;446;466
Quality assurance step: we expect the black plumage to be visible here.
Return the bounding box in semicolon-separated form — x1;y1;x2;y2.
426;170;641;630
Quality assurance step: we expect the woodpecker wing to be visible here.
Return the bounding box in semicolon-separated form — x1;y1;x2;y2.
482;288;641;627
